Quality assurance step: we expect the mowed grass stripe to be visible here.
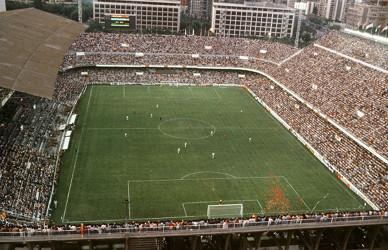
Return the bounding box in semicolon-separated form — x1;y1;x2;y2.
52;85;367;223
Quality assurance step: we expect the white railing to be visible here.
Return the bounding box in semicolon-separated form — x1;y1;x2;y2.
1;215;387;239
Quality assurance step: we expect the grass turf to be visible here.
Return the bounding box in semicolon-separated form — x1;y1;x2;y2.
52;85;367;223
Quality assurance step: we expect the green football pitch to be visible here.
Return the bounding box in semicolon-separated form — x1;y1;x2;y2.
52;85;367;223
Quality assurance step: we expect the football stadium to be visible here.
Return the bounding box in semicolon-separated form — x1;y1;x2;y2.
1;8;388;250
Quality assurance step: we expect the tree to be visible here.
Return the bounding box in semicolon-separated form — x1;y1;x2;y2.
85;20;103;32
5;0;32;10
329;24;341;30
312;6;318;15
301;32;311;43
33;0;42;9
70;9;78;21
82;2;93;22
180;13;210;35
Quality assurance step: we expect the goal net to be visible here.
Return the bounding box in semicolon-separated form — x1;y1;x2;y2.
207;204;243;219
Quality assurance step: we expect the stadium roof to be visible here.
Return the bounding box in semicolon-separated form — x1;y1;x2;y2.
0;8;85;99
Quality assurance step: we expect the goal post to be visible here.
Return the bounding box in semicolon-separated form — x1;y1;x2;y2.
207;204;243;219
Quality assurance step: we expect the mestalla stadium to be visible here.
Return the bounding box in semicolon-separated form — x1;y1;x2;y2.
0;8;387;250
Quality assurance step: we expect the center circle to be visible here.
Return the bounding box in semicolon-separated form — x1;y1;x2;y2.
158;118;216;140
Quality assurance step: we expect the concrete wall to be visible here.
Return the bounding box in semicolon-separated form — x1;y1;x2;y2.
0;0;6;12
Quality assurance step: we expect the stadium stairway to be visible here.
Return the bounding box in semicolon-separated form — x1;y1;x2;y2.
127;238;159;250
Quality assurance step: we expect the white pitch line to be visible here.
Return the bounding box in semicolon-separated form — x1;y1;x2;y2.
128;176;285;183
213;87;222;99
182;199;258;205
282;177;312;212
88;127;157;130
62;87;93;222
127;181;131;219
182;203;188;216
87;127;280;130
180;171;237;180
256;200;264;215
311;193;329;212
188;87;194;98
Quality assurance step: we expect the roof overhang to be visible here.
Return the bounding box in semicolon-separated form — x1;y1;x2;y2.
0;8;85;99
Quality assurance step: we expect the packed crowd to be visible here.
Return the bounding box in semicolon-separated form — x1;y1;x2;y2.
0;93;65;221
1;210;387;235
270;45;387;158
245;76;388;209
317;31;388;70
68;33;299;63
61;53;275;76
54;68;247;102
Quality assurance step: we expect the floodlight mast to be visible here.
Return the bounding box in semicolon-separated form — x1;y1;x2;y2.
78;0;82;23
294;1;306;48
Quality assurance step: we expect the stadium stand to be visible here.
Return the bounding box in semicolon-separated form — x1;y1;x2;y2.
0;30;387;249
317;31;388;70
0;8;84;223
270;45;387;159
68;33;299;62
0;93;63;220
246;77;388;209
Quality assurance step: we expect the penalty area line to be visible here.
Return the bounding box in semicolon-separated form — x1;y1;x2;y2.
256;200;264;215
182;203;188;216
128;176;286;183
282;176;312;212
182;199;259;205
